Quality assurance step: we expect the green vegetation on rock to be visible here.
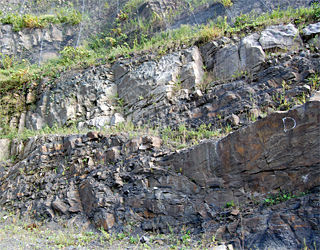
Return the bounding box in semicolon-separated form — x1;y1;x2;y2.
0;4;320;137
0;7;82;31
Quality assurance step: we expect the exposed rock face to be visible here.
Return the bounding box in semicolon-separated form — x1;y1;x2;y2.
0;0;311;65
201;24;304;78
303;22;320;47
303;22;320;39
171;0;309;29
25;66;116;130
115;46;204;105
1;18;320;250
0;23;78;64
20;21;320;131
0;99;319;249
0;139;11;161
167;100;320;201
201;34;267;78
239;33;266;72
23;46;204;130
203;192;320;250
259;23;302;50
213;43;240;77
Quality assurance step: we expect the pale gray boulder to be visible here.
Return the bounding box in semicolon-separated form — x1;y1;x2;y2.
302;22;320;47
259;23;301;50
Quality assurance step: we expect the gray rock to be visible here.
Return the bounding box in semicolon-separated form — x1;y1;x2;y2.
118;46;204;106
302;22;320;39
0;139;11;161
110;113;125;125
200;41;219;70
192;89;203;98
180;46;204;89
203;33;265;78
84;116;111;129
303;22;320;47
310;90;320;101
259;23;301;50
141;135;162;148
51;26;63;41
25;66;117;130
226;114;240;126
239;33;265;72
18;112;26;133
213;43;240;78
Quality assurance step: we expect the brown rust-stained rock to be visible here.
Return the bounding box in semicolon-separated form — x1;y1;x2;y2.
105;147;120;163
167;100;320;202
142;135;162;149
87;131;99;140
94;210;115;231
51;198;70;215
79;180;96;216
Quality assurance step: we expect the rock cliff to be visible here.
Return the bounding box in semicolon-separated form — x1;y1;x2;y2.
0;2;320;250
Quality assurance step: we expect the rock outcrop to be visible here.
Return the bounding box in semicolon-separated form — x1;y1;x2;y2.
0;0;311;64
303;22;320;47
0;12;320;250
13;22;318;132
0;139;10;161
0;23;78;64
0;98;319;249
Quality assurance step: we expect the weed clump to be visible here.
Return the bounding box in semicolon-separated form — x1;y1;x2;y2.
0;8;81;32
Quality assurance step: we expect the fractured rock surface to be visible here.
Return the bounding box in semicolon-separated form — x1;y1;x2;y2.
0;99;319;249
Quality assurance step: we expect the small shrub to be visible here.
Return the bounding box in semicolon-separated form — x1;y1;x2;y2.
218;0;233;7
59;46;93;64
264;190;308;206
312;2;320;21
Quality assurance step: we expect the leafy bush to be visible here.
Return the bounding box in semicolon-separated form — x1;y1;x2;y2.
54;8;82;25
0;54;16;69
59;47;93;64
312;2;320;20
219;0;233;7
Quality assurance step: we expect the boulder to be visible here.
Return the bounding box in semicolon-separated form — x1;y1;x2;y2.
110;113;125;125
239;33;265;72
302;22;320;47
302;22;320;39
259;23;301;50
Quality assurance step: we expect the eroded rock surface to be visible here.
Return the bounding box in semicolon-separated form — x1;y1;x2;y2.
1;18;320;250
0;99;319;249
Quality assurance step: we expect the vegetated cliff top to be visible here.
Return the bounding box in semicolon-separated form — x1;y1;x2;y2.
0;2;319;250
0;1;319;134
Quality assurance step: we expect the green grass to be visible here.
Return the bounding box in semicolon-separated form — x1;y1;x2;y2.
0;7;82;31
0;209;222;250
0;120;229;154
